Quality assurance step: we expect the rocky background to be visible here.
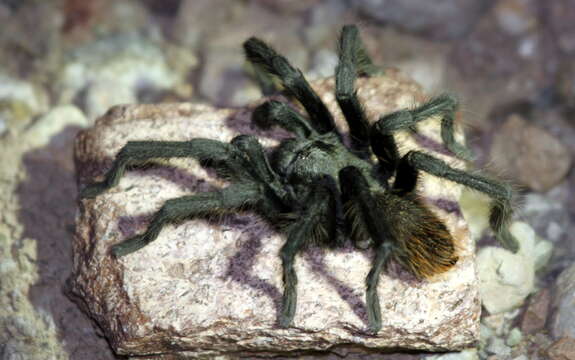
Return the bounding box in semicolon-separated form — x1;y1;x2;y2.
0;0;573;359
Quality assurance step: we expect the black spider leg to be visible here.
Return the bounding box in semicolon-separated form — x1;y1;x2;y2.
79;137;295;256
248;60;278;96
335;25;372;157
339;166;394;333
400;151;518;252
111;183;263;257
372;95;475;162
252;100;315;138
244;37;339;136
80;140;253;199
279;175;344;327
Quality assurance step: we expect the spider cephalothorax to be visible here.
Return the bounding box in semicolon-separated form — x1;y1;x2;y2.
80;25;518;333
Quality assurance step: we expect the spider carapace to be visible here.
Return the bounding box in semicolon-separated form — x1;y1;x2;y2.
80;25;518;333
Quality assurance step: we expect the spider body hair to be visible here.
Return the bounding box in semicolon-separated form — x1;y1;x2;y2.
80;25;518;333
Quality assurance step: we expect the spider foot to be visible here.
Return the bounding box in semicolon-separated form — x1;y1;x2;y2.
279;294;296;328
366;298;382;334
368;321;382;334
80;182;110;199
111;234;149;257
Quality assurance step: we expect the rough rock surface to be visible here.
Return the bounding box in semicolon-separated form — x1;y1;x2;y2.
71;72;480;358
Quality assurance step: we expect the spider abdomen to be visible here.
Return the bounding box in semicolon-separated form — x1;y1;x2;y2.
382;192;458;279
345;190;458;279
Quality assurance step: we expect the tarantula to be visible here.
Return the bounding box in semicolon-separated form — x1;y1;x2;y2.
80;25;518;333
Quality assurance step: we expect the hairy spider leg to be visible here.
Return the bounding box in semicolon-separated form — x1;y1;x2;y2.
252;100;316;138
339;166;395;333
230;134;294;203
371;107;517;251
111;183;263;257
80;139;254;199
244;37;338;136
80;137;299;256
279;175;344;327
372;95;475;162
335;25;374;157
404;151;518;252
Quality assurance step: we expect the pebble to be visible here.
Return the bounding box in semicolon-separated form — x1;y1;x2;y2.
353;0;491;40
486;337;512;357
253;0;322;14
506;327;523;347
0;99;34;136
551;263;575;339
198;46;260;107
307;49;339;80
521;289;550;334
493;0;537;36
24;105;88;148
426;349;478;360
547;337;575;360
558;61;575;106
59;33;181;119
476;221;549;314
522;185;571;243
0;73;48;115
548;0;575;54
395;52;447;93
170;0;242;49
301;0;349;48
490;114;572;192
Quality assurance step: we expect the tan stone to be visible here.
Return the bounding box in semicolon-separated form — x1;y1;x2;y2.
547;337;575;360
490;114;572;192
521;289;550;334
71;72;480;358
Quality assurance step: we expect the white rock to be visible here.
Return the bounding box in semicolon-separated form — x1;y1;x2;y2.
506;327;522;346
25;105;88;148
477;222;538;314
0;73;48;114
533;237;553;271
486;337;512;357
59;34;181;119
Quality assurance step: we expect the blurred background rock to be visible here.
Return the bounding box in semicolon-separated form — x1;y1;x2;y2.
0;0;573;359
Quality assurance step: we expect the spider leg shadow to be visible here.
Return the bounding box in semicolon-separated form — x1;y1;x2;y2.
80;155;223;195
302;245;372;329
221;218;284;325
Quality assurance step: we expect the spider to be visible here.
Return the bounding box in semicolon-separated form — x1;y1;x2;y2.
80;25;518;333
